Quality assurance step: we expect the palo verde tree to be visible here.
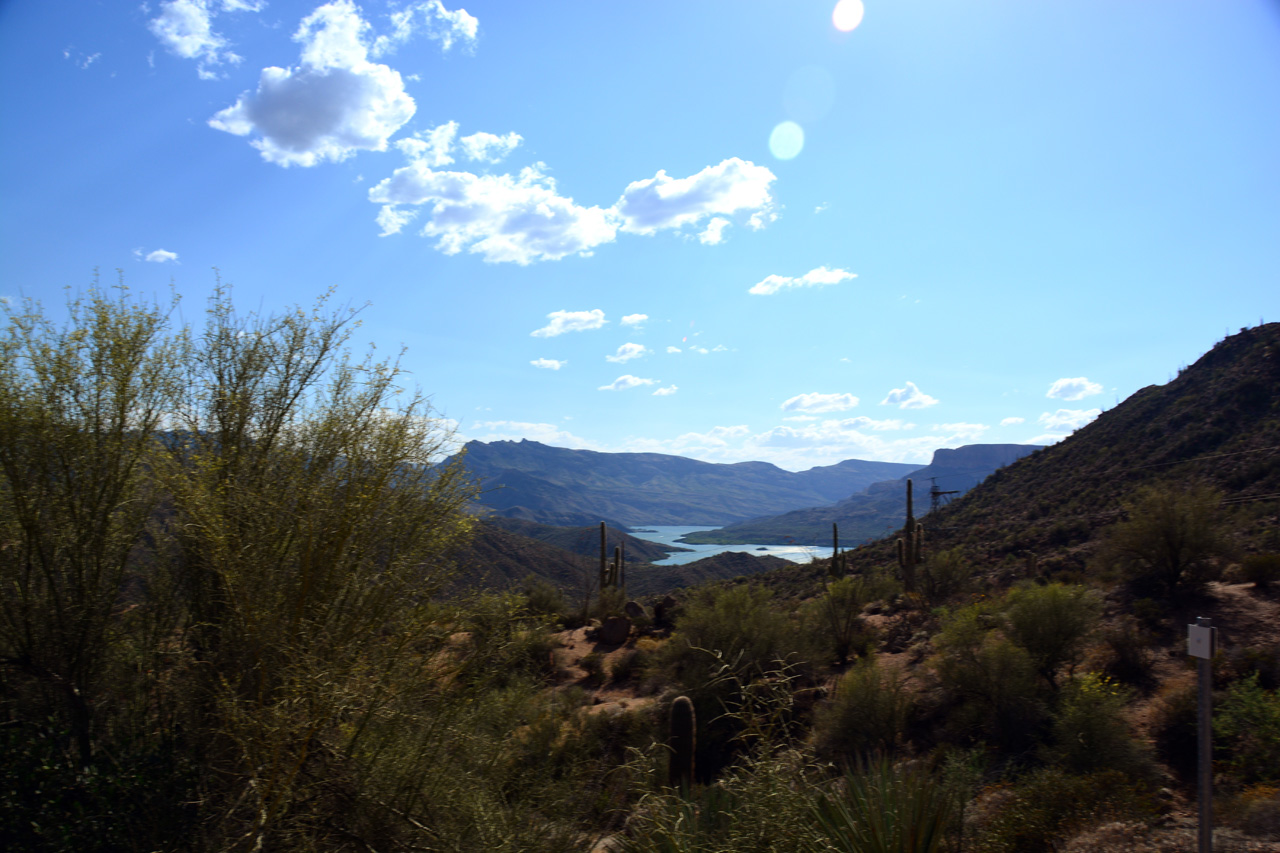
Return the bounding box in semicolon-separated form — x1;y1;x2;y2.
0;282;181;768
1;280;479;851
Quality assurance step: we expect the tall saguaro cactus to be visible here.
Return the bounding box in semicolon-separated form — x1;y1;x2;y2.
599;521;608;592
897;479;924;592
830;522;844;579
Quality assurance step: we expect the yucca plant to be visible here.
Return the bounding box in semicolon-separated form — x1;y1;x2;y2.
811;757;957;853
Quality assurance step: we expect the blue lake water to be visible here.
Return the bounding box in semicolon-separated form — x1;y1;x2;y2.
628;525;834;566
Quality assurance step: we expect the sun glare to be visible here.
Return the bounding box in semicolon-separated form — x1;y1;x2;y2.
769;121;805;161
832;0;865;32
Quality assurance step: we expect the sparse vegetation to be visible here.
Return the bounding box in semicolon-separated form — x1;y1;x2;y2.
3;291;1278;850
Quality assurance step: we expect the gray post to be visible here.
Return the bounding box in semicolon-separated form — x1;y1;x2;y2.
1188;616;1217;853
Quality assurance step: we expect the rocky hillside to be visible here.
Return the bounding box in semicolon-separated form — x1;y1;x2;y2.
456;439;917;526
679;443;1040;546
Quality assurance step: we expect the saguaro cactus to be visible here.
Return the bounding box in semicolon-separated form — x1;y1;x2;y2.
599;521;608;592
830;522;844;579
897;479;924;592
668;695;697;791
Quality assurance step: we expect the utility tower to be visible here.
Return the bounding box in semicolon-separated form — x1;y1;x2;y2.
929;477;960;513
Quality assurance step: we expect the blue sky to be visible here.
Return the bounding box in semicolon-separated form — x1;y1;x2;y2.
2;0;1278;470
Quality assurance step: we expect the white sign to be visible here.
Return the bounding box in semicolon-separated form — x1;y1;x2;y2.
1188;624;1216;660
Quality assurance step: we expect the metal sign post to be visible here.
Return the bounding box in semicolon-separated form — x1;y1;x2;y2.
1188;616;1217;853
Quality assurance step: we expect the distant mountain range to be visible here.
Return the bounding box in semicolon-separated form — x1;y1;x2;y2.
678;444;1041;546
456;439;918;526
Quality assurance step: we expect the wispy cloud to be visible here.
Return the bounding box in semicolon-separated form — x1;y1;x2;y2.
621;314;648;327
615;158;775;236
653;385;678;396
149;0;259;79
598;375;657;391
530;309;606;337
749;265;856;296
606;343;649;364
459;130;522;163
530;358;564;370
780;392;859;414
881;381;939;409
1038;408;1101;432
1046;377;1103;401
1000;416;1025;426
371;0;478;56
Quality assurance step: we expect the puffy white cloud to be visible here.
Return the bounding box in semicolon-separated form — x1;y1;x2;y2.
530;358;564;370
369;162;618;262
530;309;606;337
699;217;730;245
372;0;478;56
1046;377;1103;401
1000;416;1026;426
932;422;989;440
615;158;776;236
606;343;649;364
395;122;458;167
881;381;939;409
780;392;859;414
144;249;179;263
666;346;682;354
621;314;648;327
149;0;251;78
1038;408;1101;432
598;375;657;392
749;265;856;296
460;130;522;163
653;385;678;396
209;0;415;167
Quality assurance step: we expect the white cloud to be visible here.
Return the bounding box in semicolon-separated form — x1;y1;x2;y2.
699;217;730;245
932;422;989;440
780;392;859;414
530;309;606;338
143;249;180;263
690;346;709;355
653;385;678;396
814;202;830;214
1046;376;1103;401
209;0;415;167
1038;408;1101;432
373;156;776;263
530;358;564;370
666;346;682;354
459;131;522;163
371;0;478;56
749;265;856;296
621;314;648;327
369;162;618;261
395;122;458;167
1000;416;1026;426
598;375;657;391
149;0;251;78
606;343;649;364
881;381;939;410
465;420;600;450
615;158;776;236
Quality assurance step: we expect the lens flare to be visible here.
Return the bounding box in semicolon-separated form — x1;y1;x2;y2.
832;0;864;32
768;121;805;161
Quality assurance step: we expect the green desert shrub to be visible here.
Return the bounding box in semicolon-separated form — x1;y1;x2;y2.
1001;582;1100;688
813;655;914;762
1099;618;1157;691
1242;553;1280;588
919;547;973;605
1041;673;1153;779
932;603;1049;752
1216;672;1280;785
1149;682;1200;782
1097;483;1234;597
807;572;895;665
971;768;1156;853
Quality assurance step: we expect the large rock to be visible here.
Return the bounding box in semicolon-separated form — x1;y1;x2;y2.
598;616;631;645
624;600;647;620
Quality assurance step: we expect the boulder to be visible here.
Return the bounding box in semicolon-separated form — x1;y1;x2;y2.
624;600;647;620
598;615;631;645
